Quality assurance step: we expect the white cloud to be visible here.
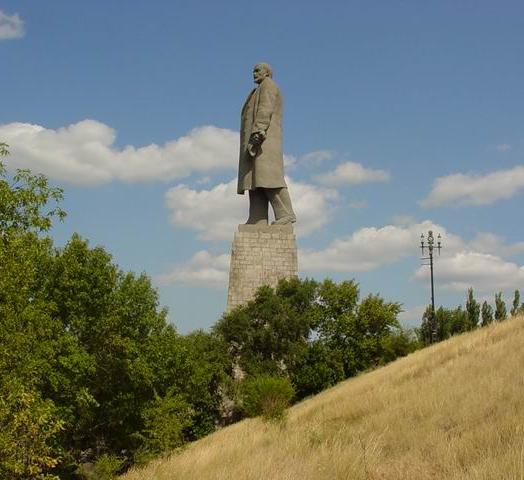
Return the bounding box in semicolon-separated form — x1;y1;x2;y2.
165;177;338;241
300;150;334;165
497;144;511;152
300;220;463;272
300;216;524;296
469;232;524;258
314;161;390;186
157;250;230;288
414;251;524;293
391;215;417;226
165;180;244;242
421;165;524;207
0;11;24;40
0;120;238;185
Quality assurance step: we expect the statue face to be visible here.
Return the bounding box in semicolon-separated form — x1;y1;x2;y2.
253;64;268;84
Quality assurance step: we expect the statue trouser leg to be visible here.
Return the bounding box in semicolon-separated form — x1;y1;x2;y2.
246;189;269;225
265;187;296;225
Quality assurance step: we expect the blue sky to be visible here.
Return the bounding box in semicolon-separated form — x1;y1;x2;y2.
1;1;523;332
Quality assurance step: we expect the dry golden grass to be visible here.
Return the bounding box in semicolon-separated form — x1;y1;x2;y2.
123;315;524;480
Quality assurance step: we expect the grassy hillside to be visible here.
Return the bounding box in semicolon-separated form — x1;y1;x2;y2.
123;315;524;480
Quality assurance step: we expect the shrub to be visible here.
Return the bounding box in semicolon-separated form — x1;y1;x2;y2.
77;454;124;480
241;375;294;422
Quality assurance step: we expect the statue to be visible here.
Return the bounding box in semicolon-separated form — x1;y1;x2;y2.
237;63;296;225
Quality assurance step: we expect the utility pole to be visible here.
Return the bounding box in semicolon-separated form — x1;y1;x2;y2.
420;230;442;344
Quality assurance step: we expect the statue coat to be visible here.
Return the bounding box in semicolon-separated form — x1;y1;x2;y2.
237;77;287;194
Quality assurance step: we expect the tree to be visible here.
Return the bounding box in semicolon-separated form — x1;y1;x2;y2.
465;288;480;330
0;145;65;237
291;341;345;398
217;278;405;403
0;374;64;480
380;326;419;363
511;290;521;317
177;330;230;439
215;278;318;378
418;304;471;345
418;305;435;345
134;392;193;463
494;292;507;321
0;146;67;478
481;301;494;326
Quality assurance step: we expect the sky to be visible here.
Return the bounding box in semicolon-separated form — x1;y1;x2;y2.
1;1;523;333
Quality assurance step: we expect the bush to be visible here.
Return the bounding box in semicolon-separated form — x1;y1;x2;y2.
77;454;124;480
241;375;294;422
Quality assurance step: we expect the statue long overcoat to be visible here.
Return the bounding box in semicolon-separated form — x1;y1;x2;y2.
237;77;287;194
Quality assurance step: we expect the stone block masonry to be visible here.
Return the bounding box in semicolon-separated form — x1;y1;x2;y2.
226;224;298;312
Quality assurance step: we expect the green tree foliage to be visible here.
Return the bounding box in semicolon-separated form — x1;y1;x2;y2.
0;148;229;475
177;330;231;439
2;232;229;475
495;292;507;321
291;341;345;399
481;301;494;326
215;278;319;378
465;288;480;330
216;278;408;401
77;454;124;480
0;146;65;237
418;305;470;345
418;305;435;345
510;290;521;317
133;392;193;463
419;287;522;346
0;379;64;480
0;146;67;478
379;327;419;363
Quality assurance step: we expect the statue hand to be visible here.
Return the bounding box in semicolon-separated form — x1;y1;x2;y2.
250;132;265;146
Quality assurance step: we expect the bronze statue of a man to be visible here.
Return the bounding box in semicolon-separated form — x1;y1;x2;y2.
237;63;296;225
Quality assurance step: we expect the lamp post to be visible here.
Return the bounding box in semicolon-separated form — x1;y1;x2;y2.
420;230;442;343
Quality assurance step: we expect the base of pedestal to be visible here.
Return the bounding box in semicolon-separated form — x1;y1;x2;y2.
226;224;298;312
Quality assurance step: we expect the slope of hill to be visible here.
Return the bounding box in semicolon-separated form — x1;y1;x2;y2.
123;315;524;480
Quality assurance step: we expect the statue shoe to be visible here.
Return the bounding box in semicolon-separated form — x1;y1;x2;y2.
271;215;296;225
245;218;268;225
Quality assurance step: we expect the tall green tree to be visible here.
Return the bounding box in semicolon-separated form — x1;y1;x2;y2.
465;288;480;330
0;146;230;474
481;301;494;326
494;292;507;321
510;289;521;317
0;145;67;479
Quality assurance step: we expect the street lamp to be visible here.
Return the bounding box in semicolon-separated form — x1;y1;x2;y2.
420;230;442;343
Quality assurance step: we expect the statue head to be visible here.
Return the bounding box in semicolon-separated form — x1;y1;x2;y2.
253;63;272;84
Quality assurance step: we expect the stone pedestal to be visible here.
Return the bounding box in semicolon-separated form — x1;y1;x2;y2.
226;224;298;312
